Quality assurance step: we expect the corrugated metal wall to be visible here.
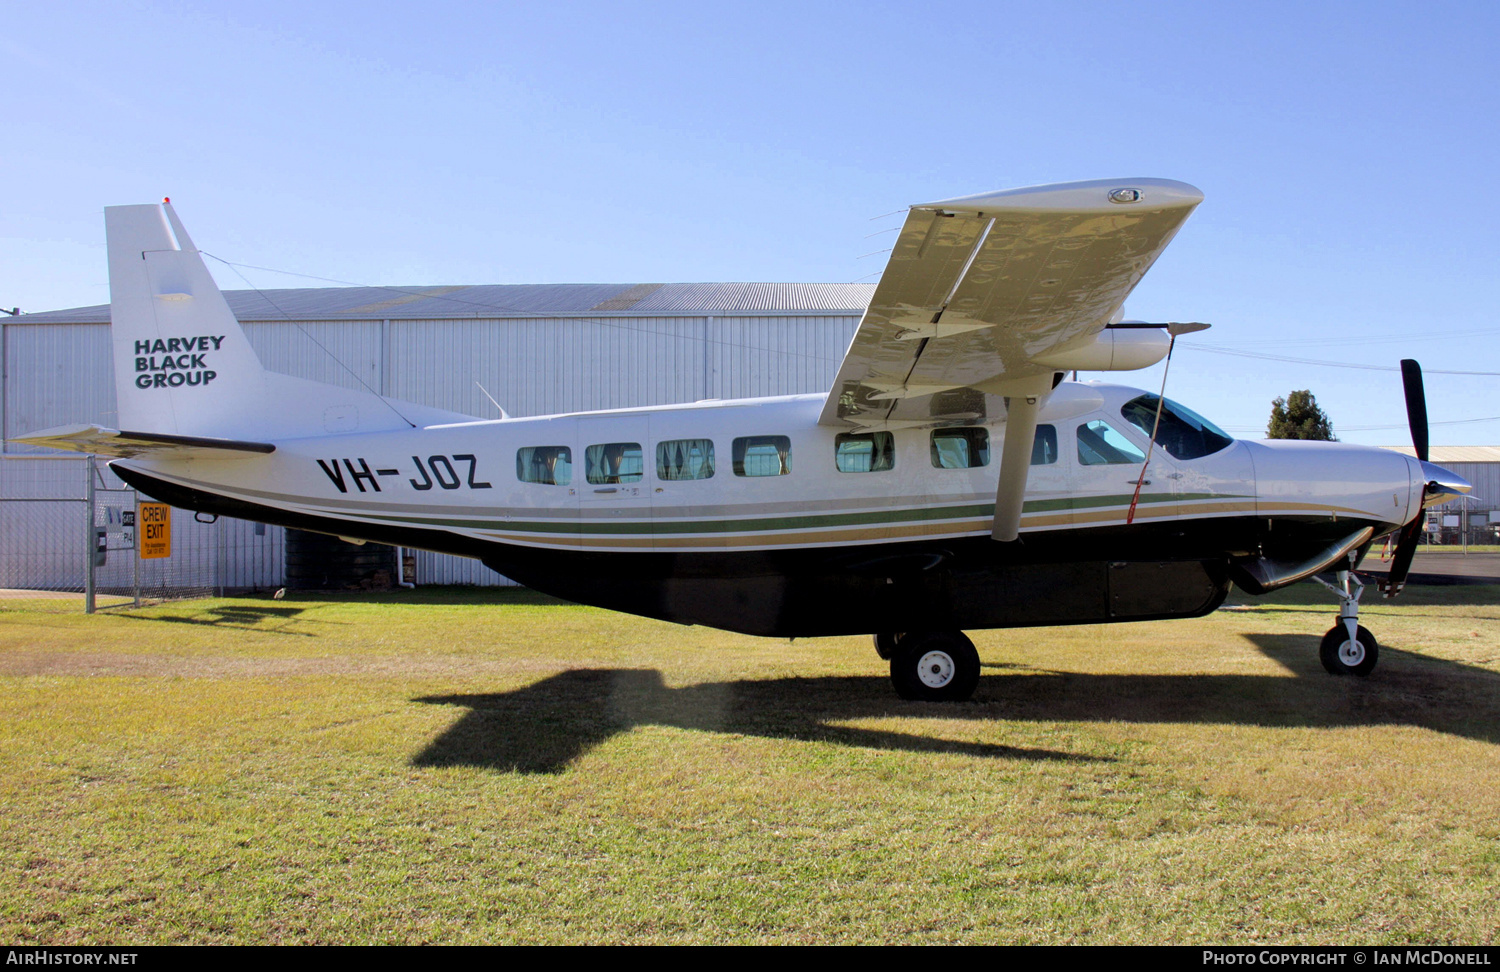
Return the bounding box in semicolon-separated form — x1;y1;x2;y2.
1435;461;1500;544
2;313;861;587
1441;463;1500;512
3;323;117;451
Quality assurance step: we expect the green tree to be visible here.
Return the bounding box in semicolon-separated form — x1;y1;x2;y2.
1267;390;1336;440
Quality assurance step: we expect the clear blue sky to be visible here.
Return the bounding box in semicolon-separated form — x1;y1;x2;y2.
4;0;1497;444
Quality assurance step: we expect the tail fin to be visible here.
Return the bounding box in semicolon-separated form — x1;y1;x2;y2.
106;202;478;440
107;202;268;437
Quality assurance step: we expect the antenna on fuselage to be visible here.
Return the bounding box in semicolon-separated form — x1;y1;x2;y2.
475;382;510;420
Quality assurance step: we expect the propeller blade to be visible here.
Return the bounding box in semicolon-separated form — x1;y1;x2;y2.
1400;359;1428;463
1380;515;1425;598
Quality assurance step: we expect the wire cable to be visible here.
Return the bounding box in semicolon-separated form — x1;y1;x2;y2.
206;253;417;428
200;253;851;366
1181;344;1500;376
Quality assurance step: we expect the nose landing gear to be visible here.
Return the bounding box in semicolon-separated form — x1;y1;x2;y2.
1312;568;1379;676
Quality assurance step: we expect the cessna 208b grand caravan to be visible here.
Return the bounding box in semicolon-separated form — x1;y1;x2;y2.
16;179;1472;701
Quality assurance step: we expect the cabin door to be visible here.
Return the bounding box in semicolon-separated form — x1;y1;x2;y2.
1069;416;1182;527
576;415;653;552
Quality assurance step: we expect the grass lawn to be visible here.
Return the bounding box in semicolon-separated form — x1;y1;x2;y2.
1416;546;1500;554
1;583;1497;944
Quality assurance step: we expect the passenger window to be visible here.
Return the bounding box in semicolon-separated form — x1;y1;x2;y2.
930;428;989;469
1032;425;1058;465
585;442;643;484
657;439;715;481
516;446;572;486
733;435;791;477
835;432;894;473
1077;421;1146;465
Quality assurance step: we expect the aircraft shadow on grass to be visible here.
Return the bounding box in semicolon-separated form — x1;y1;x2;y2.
412;636;1500;774
118;604;318;635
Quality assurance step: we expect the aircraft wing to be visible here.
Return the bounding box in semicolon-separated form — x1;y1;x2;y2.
9;423;276;458
819;178;1204;428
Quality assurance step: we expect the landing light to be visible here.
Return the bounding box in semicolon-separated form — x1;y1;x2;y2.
1108;188;1141;203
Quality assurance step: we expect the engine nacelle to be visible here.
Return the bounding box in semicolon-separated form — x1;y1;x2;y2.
1031;326;1171;371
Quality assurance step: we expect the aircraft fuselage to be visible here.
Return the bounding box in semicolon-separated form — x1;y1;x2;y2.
113;381;1422;637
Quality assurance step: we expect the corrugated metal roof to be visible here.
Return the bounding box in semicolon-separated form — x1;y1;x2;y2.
1383;446;1500;462
12;282;876;324
632;283;876;313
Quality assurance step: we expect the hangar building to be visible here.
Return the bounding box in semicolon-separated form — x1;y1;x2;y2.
0;283;872;592
5;286;1495;595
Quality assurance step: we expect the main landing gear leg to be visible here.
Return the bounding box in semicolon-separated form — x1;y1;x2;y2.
1312;568;1379;676
884;631;980;702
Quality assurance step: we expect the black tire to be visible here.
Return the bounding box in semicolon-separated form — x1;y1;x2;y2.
1320;623;1379;676
890;631;980;702
873;632;904;660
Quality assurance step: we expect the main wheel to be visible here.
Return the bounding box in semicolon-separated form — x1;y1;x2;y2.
890;631;980;702
873;632;904;660
1320;623;1379;676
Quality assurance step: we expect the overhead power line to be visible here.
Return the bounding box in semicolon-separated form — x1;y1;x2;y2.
1223;415;1500;433
1182;345;1500;376
1203;325;1500;350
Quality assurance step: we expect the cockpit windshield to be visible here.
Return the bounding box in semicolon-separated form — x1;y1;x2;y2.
1120;394;1234;461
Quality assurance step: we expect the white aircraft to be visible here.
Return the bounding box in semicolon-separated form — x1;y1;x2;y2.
15;179;1472;701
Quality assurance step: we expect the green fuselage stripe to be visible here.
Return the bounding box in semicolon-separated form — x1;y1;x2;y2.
339;492;1243;536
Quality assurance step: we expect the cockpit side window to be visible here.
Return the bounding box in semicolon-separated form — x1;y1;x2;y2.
1119;394;1234;460
1077;420;1146;466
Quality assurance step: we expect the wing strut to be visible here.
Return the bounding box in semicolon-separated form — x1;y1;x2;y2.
1125;330;1179;525
991;389;1043;542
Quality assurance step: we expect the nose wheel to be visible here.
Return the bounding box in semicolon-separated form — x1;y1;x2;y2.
1312;568;1379;676
1319;622;1378;676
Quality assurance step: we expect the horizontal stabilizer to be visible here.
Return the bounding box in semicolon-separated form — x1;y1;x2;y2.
9;423;276;459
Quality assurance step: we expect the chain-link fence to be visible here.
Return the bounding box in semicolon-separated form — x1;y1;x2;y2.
0;454;285;612
0;455;99;611
1426;506;1499;548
